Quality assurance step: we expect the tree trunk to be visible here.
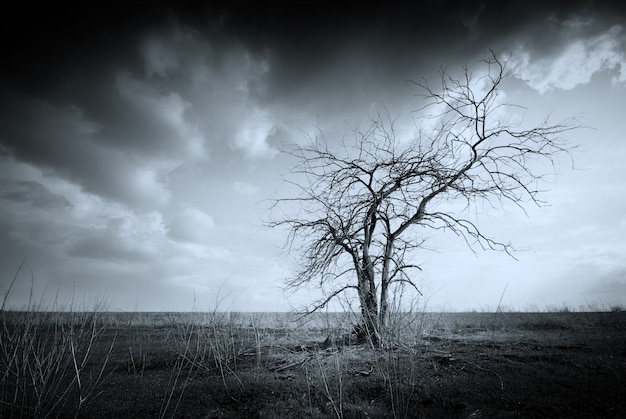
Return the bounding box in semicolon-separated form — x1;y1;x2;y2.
379;238;394;331
357;252;381;346
358;286;380;346
379;280;389;330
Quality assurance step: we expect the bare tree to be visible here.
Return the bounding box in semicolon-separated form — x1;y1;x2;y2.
269;52;578;345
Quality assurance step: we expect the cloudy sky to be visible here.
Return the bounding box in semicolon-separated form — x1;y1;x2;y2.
1;1;625;312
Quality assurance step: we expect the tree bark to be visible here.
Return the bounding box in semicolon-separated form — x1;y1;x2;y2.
378;235;395;330
357;252;380;345
359;289;380;346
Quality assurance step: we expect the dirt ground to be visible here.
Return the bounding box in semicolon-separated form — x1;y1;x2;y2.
3;311;625;418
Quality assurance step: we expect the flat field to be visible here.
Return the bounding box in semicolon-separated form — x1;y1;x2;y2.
1;310;625;418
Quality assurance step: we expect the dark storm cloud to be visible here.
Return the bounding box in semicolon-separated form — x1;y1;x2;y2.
202;3;482;108
500;2;626;57
0;179;71;209
4;1;622;101
204;1;624;96
0;3;171;96
2;1;622;128
0;96;172;209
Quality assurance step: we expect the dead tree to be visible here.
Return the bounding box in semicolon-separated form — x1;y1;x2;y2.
269;52;578;346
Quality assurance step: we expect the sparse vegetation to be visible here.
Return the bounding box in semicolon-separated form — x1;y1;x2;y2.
1;308;624;417
0;262;115;418
2;264;625;417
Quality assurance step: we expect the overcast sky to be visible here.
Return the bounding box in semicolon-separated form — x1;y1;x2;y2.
1;2;625;312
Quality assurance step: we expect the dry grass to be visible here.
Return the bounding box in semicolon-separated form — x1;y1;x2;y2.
1;264;625;417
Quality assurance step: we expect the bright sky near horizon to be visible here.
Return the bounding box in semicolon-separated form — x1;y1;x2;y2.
0;2;625;312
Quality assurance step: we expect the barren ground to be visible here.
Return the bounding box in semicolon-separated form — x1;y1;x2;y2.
2;311;625;418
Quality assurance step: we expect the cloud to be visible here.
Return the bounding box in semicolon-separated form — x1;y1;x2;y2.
0;154;249;310
65;212;166;263
1;27;216;212
586;267;626;300
0;179;71;209
0;158;167;261
0;96;177;210
233;181;260;197
137;25;282;161
537;261;626;308
166;203;215;244
509;24;626;93
232;108;279;159
0;20;289;310
115;70;207;159
139;23;214;84
142;38;182;78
